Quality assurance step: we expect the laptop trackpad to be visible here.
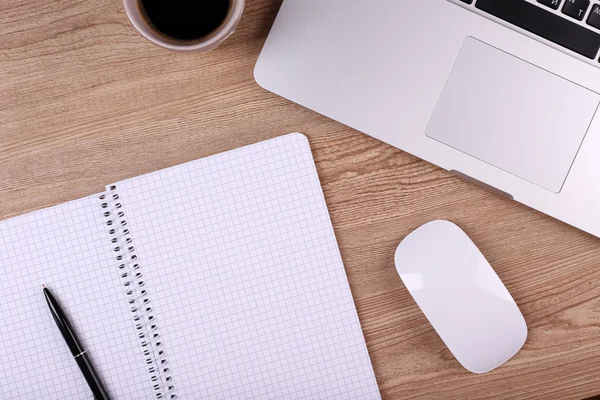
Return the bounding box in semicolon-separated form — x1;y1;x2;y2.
425;37;599;193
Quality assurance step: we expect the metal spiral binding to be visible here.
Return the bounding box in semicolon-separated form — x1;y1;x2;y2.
100;186;177;399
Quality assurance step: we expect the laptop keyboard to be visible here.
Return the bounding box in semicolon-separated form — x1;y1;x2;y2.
456;0;600;63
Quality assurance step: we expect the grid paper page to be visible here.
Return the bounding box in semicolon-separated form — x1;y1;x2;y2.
0;195;155;399
113;133;380;399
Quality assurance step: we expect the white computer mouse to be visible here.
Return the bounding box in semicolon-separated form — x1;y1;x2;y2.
394;220;527;373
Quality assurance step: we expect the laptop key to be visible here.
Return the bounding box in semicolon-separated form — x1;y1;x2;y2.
538;0;562;10
588;4;600;29
562;0;590;21
476;0;600;59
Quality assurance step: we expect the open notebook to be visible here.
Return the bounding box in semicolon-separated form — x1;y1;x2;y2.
0;133;380;399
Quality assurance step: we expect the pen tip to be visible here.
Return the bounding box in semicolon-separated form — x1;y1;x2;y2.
42;284;46;289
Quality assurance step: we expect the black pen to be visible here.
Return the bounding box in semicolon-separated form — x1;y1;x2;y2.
43;285;111;400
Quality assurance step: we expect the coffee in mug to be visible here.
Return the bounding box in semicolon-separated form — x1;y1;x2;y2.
123;0;244;51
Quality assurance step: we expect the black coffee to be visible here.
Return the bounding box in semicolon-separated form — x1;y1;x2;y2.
140;0;231;42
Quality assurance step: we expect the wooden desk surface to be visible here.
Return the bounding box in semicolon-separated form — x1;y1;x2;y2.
2;1;600;399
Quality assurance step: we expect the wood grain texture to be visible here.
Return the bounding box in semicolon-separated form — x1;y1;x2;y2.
1;1;600;399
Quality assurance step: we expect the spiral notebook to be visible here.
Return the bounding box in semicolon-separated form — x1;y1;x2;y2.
0;133;380;399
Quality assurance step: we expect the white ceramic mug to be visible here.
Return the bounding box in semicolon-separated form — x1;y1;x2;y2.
123;0;245;52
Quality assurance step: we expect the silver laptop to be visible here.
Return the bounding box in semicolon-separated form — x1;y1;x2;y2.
255;0;600;238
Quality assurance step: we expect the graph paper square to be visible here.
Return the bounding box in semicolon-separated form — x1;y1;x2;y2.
0;195;154;399
114;133;381;399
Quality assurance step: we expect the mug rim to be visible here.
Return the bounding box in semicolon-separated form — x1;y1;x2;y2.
123;0;245;51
